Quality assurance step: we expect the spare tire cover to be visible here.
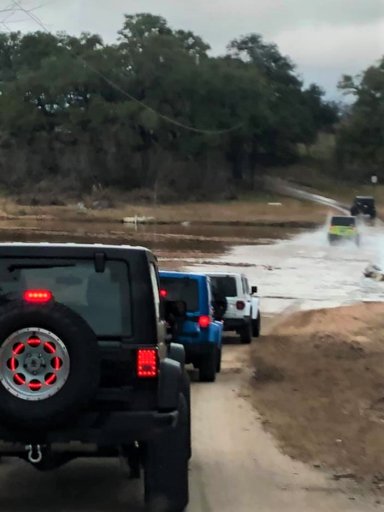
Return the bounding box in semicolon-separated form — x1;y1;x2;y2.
212;297;227;321
0;301;99;429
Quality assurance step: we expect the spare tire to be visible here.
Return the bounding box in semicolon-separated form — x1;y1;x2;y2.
0;300;99;430
212;297;227;322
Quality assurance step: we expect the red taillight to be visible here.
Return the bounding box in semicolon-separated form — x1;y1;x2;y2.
160;289;168;298
137;349;158;378
23;290;53;304
198;315;211;329
236;301;245;311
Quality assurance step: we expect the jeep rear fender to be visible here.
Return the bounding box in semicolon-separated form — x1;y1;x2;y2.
168;343;185;367
157;358;182;411
208;322;223;346
251;297;260;319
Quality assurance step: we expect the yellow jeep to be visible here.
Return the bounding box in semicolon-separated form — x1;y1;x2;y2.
328;215;360;246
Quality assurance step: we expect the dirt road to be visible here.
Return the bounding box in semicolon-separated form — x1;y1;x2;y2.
0;343;379;512
189;344;379;512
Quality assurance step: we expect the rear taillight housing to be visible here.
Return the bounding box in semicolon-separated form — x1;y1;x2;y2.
137;349;158;378
198;315;211;329
236;301;245;310
23;290;53;304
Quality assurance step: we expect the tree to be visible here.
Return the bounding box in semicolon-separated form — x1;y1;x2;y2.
337;57;384;178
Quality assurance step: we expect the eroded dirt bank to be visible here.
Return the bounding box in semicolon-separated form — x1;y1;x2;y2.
251;303;384;496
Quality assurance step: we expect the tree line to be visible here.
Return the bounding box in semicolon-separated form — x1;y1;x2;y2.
0;13;380;201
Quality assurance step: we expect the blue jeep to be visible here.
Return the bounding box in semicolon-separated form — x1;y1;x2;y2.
159;271;223;382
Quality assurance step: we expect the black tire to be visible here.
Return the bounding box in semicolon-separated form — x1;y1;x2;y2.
199;350;217;382
144;396;189;512
252;314;261;338
216;347;222;373
240;319;252;344
181;370;191;459
0;301;99;429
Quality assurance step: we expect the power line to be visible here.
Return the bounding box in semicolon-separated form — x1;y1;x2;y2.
13;0;46;28
0;1;17;30
0;0;48;13
87;66;243;135
10;1;243;136
0;0;57;26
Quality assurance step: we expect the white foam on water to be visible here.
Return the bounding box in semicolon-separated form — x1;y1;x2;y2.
190;222;384;316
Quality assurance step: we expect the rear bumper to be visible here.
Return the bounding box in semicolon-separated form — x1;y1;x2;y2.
356;209;376;217
223;318;248;331
0;410;178;446
183;342;217;363
328;233;358;242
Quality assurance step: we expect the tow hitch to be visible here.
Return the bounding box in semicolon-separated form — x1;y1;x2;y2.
25;444;43;464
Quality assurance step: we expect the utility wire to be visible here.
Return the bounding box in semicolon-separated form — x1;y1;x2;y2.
0;0;49;14
0;0;56;26
0;1;17;30
12;1;243;136
87;66;243;135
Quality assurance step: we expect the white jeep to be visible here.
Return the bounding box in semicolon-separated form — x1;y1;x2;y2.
208;272;260;344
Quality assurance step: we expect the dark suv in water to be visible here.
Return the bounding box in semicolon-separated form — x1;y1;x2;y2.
0;243;190;512
350;196;376;220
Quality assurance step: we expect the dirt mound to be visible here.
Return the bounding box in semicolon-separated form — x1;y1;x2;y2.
272;303;384;342
251;303;384;492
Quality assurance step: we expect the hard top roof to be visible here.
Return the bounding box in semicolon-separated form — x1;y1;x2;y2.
0;242;149;251
159;270;208;279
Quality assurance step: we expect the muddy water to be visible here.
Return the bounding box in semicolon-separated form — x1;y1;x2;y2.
190;223;384;316
0;218;296;252
1;217;382;316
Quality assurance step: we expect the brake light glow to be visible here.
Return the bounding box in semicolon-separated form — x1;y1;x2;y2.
198;315;211;329
23;290;53;304
137;349;158;378
160;289;168;298
236;301;245;311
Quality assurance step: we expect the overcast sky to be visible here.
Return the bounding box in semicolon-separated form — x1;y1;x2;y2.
2;0;384;99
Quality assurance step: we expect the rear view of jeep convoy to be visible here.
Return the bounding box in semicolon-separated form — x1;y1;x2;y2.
0;243;260;511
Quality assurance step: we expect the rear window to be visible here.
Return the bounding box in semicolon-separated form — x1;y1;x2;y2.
210;276;237;297
331;217;356;227
0;258;131;337
160;277;199;312
356;197;374;205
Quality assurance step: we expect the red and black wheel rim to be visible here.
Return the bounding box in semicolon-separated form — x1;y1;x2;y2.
0;327;70;401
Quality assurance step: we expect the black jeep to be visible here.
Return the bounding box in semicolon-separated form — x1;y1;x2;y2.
0;243;190;512
350;196;376;220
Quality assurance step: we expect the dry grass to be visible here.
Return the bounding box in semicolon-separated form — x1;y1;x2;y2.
251;303;384;490
0;196;331;226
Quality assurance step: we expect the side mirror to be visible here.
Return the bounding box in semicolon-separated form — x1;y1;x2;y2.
251;286;258;295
